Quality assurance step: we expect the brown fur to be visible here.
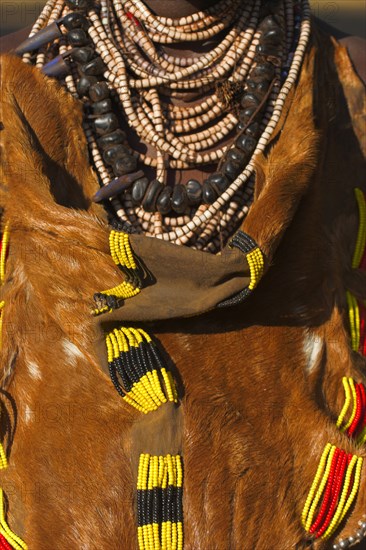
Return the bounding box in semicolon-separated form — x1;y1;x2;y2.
0;23;365;549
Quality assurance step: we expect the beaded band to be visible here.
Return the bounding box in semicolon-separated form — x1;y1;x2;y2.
217;230;264;307
137;454;183;550
0;223;10;349
336;377;366;444
106;326;178;413
302;443;363;541
0;490;27;550
93;229;142;315
347;188;366;353
0;224;10;469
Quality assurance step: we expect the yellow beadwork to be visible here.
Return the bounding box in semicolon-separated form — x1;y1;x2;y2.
304;445;336;531
302;444;364;541
137;454;183;550
93;230;141;315
346;188;366;352
247;247;264;290
346;291;360;352
301;443;332;529
322;455;361;539
0;489;27;549
106;326;178;413
336;377;352;429
352;188;366;269
0;444;7;471
0;223;10;286
342;378;357;432
336;457;363;529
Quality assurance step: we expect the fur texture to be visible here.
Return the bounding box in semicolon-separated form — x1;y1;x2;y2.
0;24;365;550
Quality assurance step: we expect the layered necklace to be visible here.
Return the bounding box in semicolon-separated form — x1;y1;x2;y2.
16;0;311;251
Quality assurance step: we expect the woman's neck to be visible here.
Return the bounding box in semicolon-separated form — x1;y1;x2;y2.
141;0;220;18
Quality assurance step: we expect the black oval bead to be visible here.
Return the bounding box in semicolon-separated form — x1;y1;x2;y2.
77;75;97;97
62;13;89;31
238;107;256;124
226;147;247;164
256;43;281;58
97;129;126;149
92;98;112;115
72;46;94;63
156;186;172;214
246;79;270;96
207;173;230;194
251;63;275;81
222;160;242;181
235;134;256;154
94;113;119;135
80;56;106;76
260;14;281;31
142;180;164;212
89;81;110;102
103;144;130;165
186;179;202;206
240;92;261;109
67;29;90;47
202;182;218;204
131;178;149;205
171;184;188;214
113;155;137;176
245;122;261;138
262;28;284;46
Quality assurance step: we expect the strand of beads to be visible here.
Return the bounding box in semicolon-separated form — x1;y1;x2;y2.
18;0;311;252
0;490;27;549
336;377;366;444
302;443;363;541
346;188;366;352
137;454;183;550
106;326;178;413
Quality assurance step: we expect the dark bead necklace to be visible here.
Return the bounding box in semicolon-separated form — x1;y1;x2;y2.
14;0;304;224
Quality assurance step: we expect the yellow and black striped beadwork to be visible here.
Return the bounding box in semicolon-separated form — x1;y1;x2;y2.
218;231;264;308
106;327;178;413
137;454;183;550
93;230;143;316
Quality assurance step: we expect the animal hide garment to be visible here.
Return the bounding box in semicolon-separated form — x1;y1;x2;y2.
0;20;365;550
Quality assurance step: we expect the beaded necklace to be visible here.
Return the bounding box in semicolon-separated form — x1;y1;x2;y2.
16;0;311;252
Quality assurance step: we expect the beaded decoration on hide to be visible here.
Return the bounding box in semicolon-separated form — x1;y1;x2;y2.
137;454;183;550
93;229;142;315
347;188;366;354
302;443;363;541
0;224;9;469
218;230;264;307
0;490;27;550
336;377;366;445
0;227;28;549
106;326;178;413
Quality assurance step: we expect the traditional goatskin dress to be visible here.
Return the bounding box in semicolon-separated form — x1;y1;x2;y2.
0;19;365;550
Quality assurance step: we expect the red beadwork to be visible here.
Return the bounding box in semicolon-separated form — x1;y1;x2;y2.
309;449;340;534
359;383;366;433
316;451;348;537
126;11;141;27
358;301;366;356
0;535;15;550
348;383;362;437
